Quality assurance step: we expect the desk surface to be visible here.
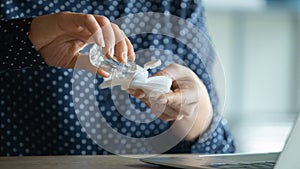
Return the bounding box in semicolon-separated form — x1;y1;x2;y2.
0;155;173;169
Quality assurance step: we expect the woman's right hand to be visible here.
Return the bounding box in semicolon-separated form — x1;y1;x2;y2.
29;12;135;77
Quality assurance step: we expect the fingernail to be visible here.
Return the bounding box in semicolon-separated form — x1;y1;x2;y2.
122;52;128;63
157;98;167;104
109;48;114;57
131;52;136;61
137;93;146;99
98;36;105;47
128;49;135;61
128;89;135;95
177;115;184;120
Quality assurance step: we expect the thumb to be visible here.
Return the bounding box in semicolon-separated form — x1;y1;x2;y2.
69;53;110;78
153;63;190;80
153;65;177;81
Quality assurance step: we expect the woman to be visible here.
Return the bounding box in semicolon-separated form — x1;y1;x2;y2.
0;0;235;155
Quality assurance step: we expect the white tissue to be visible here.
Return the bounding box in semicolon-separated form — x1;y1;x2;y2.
100;60;172;96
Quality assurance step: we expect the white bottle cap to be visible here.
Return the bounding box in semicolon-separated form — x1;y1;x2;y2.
143;59;161;70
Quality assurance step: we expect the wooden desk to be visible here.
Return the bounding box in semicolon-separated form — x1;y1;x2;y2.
0;155;172;169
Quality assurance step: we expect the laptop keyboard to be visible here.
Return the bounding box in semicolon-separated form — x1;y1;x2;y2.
204;161;275;169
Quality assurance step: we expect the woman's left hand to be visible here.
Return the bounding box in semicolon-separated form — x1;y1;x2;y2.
129;63;213;140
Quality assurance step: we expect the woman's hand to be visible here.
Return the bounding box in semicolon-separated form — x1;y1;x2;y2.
29;12;134;77
129;64;213;140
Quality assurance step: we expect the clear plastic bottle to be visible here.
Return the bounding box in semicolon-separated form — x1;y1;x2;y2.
89;44;137;79
89;43;170;92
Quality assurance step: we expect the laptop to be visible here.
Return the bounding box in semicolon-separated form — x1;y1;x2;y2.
141;113;300;169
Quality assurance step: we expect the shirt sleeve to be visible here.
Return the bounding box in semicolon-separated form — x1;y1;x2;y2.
166;117;236;154
0;18;45;73
191;118;236;154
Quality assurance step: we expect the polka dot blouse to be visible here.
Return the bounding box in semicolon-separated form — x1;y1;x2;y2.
0;0;235;156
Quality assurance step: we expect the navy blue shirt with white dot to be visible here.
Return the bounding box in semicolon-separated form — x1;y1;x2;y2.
0;0;235;156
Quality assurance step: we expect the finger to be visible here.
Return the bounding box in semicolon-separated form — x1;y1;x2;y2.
111;23;128;63
158;114;174;122
170;80;180;91
69;13;103;45
127;89;135;95
167;101;197;117
128;88;146;99
162;105;183;120
140;96;151;107
158;88;199;106
122;31;135;61
149;87;198;116
96;69;110;78
158;104;194;121
94;15;115;58
148;94;185;120
68;53;110;77
154;63;192;80
132;92;180;121
87;28;105;47
127;88;151;105
147;99;172;121
125;38;135;61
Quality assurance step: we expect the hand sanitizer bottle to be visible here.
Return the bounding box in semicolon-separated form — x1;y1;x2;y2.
89;44;137;79
89;43;172;95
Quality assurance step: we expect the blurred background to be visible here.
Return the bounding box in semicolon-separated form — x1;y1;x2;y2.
202;0;300;153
